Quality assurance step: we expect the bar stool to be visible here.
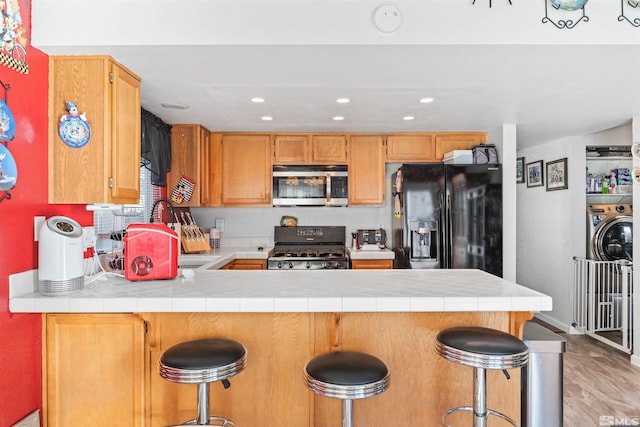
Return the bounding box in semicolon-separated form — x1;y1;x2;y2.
435;326;528;427
159;338;248;426
304;350;390;427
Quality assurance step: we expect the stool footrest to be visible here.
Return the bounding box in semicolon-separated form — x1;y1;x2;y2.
167;415;238;426
442;405;519;427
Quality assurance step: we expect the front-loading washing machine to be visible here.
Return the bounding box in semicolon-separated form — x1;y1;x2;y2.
586;204;633;261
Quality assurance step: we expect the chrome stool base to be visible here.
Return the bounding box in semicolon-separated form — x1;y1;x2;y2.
442;405;519;427
167;417;237;426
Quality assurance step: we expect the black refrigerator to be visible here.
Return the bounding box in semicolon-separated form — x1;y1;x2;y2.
391;163;503;277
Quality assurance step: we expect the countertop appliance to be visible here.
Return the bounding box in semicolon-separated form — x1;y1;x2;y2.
391;163;503;276
272;165;348;207
38;215;84;295
356;228;387;250
586;204;632;261
268;225;349;270
123;223;179;281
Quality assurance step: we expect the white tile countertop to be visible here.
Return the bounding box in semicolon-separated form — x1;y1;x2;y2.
178;246;271;269
10;267;552;314
347;247;395;260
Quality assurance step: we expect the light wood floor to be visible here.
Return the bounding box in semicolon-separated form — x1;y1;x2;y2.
561;331;640;426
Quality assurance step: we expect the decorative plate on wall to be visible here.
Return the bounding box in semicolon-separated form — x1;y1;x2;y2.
0;98;16;142
0;144;17;191
58;101;91;148
550;0;588;10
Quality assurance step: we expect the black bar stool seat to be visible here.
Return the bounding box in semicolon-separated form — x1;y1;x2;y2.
159;338;247;426
435;326;528;427
304;351;390;427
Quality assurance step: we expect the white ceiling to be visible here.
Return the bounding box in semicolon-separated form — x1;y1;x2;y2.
31;0;640;149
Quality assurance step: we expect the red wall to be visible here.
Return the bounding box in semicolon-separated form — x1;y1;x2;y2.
0;5;91;425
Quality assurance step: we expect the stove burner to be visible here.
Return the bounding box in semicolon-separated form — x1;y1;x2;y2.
269;226;348;270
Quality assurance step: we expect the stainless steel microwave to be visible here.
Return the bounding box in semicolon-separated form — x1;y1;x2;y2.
272;165;348;207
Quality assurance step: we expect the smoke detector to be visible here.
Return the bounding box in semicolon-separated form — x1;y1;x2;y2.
373;5;402;34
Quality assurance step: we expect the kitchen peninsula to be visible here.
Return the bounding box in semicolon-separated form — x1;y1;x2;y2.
10;266;551;426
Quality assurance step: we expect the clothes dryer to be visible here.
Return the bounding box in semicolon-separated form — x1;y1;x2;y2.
586;204;633;261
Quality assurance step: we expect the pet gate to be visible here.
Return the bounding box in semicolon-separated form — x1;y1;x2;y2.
572;257;633;353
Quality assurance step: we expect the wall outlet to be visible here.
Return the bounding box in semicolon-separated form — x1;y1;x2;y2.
82;226;96;249
215;218;225;232
34;216;45;242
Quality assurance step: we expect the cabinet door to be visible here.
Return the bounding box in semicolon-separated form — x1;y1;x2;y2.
110;63;142;203
351;259;393;269
349;135;385;205
273;135;310;164
434;132;487;160
44;314;145;427
221;135;272;206
169;124;205;207
48;56;141;204
386;134;436;162
312;135;348;163
199;128;212;205
221;259;267;270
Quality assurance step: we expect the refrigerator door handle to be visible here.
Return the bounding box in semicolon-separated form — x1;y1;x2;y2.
446;191;453;269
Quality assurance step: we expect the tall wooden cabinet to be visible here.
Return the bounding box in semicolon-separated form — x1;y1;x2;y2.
48;56;141;204
168;124;211;207
220;134;272;206
43;314;146;427
349;135;385;205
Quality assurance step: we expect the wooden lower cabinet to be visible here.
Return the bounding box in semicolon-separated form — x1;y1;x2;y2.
220;259;267;270
351;259;393;269
43;314;146;427
43;311;528;426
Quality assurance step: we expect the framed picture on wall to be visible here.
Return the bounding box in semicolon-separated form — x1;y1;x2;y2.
526;160;544;188
516;157;525;184
546;157;568;191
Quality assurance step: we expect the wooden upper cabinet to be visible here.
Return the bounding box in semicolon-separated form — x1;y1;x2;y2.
349;135;385;205
273;134;348;164
273;135;309;164
434;132;487;160
386;133;436;162
221;134;272;206
311;135;348;164
168;124;210;207
49;55;141;204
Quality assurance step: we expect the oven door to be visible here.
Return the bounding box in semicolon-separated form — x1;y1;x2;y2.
273;169;328;206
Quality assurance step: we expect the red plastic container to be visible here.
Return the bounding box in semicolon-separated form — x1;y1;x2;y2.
124;223;178;281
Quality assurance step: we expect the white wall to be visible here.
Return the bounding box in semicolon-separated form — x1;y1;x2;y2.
632;117;640;366
517;123;632;331
490;124;517;282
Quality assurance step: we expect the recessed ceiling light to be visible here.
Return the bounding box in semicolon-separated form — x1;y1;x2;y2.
336;98;350;104
403;116;415;121
419;97;434;104
333;116;345;121
161;102;189;110
261;116;273;121
251;97;265;103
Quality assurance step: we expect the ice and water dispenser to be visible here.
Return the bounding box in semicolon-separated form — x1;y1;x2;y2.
409;220;438;262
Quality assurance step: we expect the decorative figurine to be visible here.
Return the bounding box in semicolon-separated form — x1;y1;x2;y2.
58;101;91;148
